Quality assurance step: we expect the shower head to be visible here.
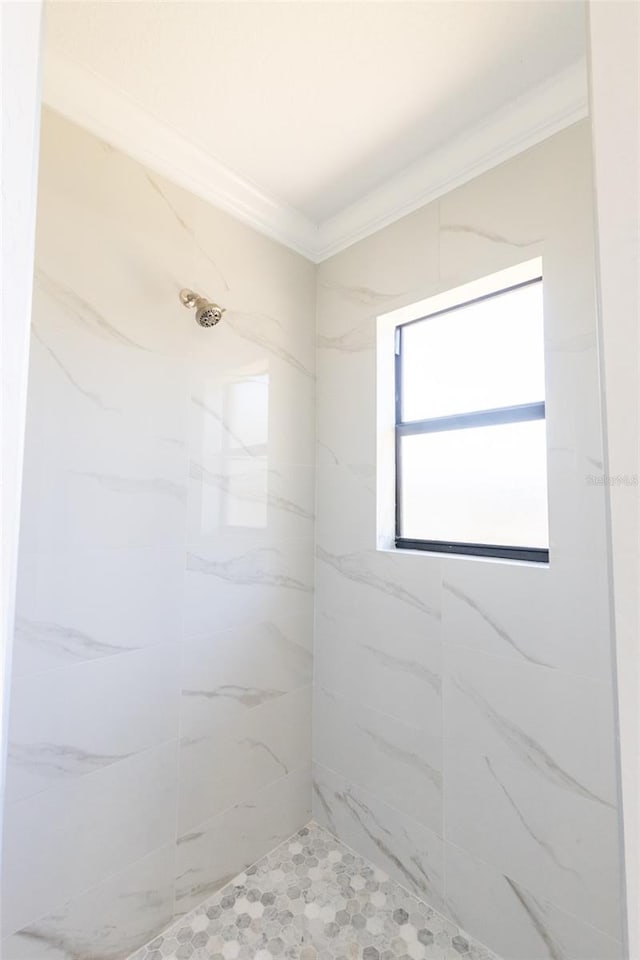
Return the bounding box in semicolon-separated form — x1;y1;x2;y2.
179;289;225;328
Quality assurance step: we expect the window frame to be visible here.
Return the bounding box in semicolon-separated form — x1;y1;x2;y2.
394;276;549;564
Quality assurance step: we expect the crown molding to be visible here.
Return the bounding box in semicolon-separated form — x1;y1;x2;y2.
314;60;588;261
42;54;320;260
43;53;587;264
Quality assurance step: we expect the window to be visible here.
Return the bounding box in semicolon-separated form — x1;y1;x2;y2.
394;275;549;562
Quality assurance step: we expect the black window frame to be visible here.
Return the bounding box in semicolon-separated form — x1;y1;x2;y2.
394;276;549;564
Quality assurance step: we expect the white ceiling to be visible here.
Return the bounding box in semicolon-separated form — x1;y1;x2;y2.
42;1;588;261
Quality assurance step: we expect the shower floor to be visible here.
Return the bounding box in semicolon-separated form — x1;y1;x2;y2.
130;823;500;960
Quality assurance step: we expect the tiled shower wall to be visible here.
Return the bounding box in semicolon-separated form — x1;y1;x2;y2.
313;122;625;960
1;108;315;958
0;111;626;960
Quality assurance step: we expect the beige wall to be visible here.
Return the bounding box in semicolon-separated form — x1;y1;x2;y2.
313;121;625;960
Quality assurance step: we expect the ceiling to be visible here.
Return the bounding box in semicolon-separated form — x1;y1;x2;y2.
42;1;588;261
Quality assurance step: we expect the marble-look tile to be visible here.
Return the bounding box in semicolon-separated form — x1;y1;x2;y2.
189;304;314;388
438;211;543;291
440;122;598;349
14;107;318;960
188;376;270;465
7;642;180;801
188;457;315;543
29;276;190;434
315;205;439;470
184;536;314;640
438;128;585;287
2;844;175;960
188;371;315;471
19;285;190;555
312;763;446;915
15;104;624;960
180;614;312;739
20;434;188;552
311;118;622;960
316;462;376;552
314;293;376;472
34;114;194;363
313;687;442;834
314;610;441;733
315;543;441;640
441;553;611;681
133;823;499;960
11;545;186;677
544;341;603;458
316;348;377;469
175;767;311;916
543;353;610;574
31;249;190;373
187;297;316;472
192;190;316;366
178;685;311;834
444;841;623;960
317;200;439;314
443;646;621;937
2;740;178;936
545;430;610;563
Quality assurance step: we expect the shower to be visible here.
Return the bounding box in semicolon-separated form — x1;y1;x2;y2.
179;288;225;327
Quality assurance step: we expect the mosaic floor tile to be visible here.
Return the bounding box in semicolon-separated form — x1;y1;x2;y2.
129;822;501;960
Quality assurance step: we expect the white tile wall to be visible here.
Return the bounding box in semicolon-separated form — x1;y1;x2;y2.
444;645;620;937
1;108;315;959
3;845;176;960
444;841;623;960
3;741;178;935
1;108;625;960
312;762;446;915
313;122;625;959
174;766;312;916
7;641;181;801
313;686;442;832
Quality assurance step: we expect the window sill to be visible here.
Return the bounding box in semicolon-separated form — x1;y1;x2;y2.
377;542;550;569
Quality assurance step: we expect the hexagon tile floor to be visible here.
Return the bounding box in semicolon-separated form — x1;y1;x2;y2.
129;823;501;960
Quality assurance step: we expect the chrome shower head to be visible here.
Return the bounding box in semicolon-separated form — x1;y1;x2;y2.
179;289;225;328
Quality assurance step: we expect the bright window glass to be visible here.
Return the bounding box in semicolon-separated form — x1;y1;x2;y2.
401;281;545;421
395;276;549;559
399;420;548;548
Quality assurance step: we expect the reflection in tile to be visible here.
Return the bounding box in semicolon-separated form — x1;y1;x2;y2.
188;457;315;542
